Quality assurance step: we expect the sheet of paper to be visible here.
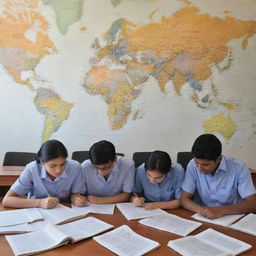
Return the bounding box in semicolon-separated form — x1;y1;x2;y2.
230;213;256;236
39;204;86;224
139;213;201;236
0;208;43;227
0;223;33;234
192;213;244;226
72;203;115;215
94;225;160;256
116;202;165;220
196;228;252;255
168;236;230;256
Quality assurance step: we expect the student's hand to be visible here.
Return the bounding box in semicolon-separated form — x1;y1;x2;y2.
144;202;159;210
132;196;145;207
39;196;59;209
71;193;88;207
199;206;225;219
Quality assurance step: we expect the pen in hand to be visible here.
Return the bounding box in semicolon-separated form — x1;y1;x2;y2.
133;192;145;207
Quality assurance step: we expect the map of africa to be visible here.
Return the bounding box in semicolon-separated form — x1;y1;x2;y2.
0;0;255;168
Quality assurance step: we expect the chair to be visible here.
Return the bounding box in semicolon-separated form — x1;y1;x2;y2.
3;152;37;166
71;151;90;163
177;151;194;170
71;151;125;163
132;152;151;168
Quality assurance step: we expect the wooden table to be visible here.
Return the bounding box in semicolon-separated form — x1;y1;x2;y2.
0;166;24;186
1;202;256;256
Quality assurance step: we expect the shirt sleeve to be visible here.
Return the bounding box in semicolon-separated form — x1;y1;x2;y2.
80;161;89;194
181;160;197;195
237;163;256;199
121;160;135;193
174;164;185;199
10;165;33;196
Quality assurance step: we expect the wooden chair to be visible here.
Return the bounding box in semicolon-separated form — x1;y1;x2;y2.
132;152;151;168
176;151;193;170
3;152;37;166
72;151;124;163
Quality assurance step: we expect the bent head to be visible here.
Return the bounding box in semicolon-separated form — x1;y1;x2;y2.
89;140;116;176
192;134;222;174
37;140;68;179
145;151;171;184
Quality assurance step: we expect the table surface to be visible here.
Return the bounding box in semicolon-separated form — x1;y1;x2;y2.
0;166;24;186
1;201;256;256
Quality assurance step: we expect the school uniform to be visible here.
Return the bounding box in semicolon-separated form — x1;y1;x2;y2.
182;156;256;206
134;163;185;202
10;160;85;202
81;157;135;196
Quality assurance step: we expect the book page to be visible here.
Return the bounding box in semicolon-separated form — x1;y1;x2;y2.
0;223;32;234
94;225;160;256
39;204;86;224
196;228;252;255
72;203;115;215
0;208;43;227
57;217;113;242
116;202;165;220
192;213;244;226
168;236;230;256
230;213;256;236
5;225;67;256
139;213;201;236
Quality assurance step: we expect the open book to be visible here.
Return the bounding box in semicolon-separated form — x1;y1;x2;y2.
72;203;115;215
230;213;256;236
94;225;160;256
192;213;244;226
6;217;113;256
116;202;166;220
167;228;252;256
0;208;43;227
139;213;202;236
39;204;87;225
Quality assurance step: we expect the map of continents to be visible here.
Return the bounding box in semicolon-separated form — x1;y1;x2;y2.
0;0;73;141
83;6;256;138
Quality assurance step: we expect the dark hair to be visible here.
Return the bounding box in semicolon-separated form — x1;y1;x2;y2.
192;134;222;161
89;140;116;165
36;140;68;163
145;151;172;174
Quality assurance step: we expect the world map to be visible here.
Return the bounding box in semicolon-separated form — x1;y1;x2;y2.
0;0;255;167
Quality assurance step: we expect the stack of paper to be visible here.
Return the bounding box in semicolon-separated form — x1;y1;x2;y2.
116;202;165;220
139;213;202;236
94;225;160;256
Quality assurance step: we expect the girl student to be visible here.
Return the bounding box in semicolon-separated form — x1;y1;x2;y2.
3;140;86;209
131;150;184;210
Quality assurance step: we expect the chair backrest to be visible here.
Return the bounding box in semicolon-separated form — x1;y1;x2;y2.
177;151;194;170
132;152;151;168
71;151;90;163
3;152;37;166
71;151;125;163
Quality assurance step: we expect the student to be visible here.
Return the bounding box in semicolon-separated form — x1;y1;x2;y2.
2;140;86;209
131;151;185;210
181;134;256;219
81;140;135;204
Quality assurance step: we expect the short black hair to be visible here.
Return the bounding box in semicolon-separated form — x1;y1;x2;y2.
192;134;222;161
89;140;116;165
145;151;172;174
36;140;68;163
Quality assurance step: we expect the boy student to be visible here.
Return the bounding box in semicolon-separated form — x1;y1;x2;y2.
181;134;256;219
3;140;87;209
131;151;184;210
81;140;135;204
